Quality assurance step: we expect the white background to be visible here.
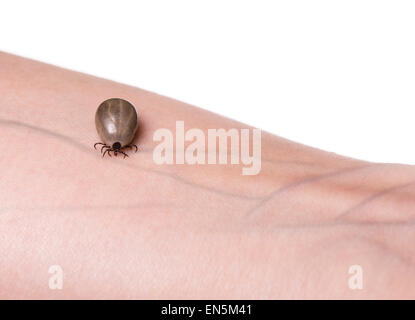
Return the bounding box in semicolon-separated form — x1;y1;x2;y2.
1;0;414;163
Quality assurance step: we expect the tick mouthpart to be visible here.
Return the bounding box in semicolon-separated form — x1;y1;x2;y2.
112;142;121;150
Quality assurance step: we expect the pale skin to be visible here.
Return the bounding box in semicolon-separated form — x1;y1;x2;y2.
0;52;414;299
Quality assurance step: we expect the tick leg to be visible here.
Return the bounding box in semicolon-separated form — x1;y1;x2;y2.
94;142;106;150
125;144;138;152
102;149;112;158
118;150;129;159
101;145;110;154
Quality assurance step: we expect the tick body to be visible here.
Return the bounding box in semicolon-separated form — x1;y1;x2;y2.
94;98;139;158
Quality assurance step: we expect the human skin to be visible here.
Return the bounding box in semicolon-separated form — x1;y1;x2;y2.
0;52;414;299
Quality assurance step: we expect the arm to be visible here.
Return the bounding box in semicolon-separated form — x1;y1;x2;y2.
1;52;414;299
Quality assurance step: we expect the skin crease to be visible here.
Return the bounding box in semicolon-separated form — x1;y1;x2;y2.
0;52;415;299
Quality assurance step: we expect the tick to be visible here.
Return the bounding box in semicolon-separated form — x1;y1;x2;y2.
94;98;139;158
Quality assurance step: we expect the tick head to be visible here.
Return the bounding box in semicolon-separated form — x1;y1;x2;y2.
112;142;121;150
